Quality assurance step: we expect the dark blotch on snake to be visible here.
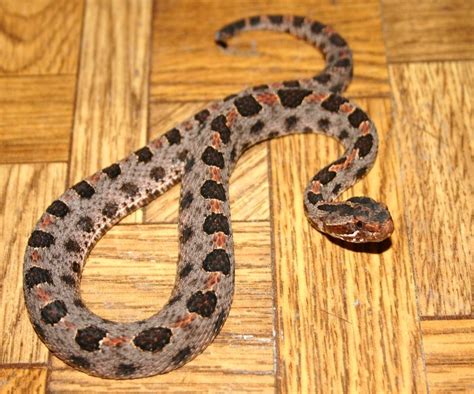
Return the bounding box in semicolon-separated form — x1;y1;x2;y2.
211;115;231;144
203;213;230;235
185;157;195;172
330;83;344;94
321;94;348;112
135;147;153;163
293;16;305;27
203;249;231;275
70;355;91;369
348;108;369;128
314;166;337;184
332;183;342;194
46;200;69;218
277;89;311;108
65;239;81;253
72;181;95;199
313;74;331;84
283;80;301;88
201;146;224;169
335;58;351;68
150;166;166;181
354;135;374;157
250;120;265;134
253;84;269;91
77;216;94;233
307;192;323;204
120;182;139;197
102;163;121;179
133;327;172;352
200;180;226;201
28;230;55;248
330;33;347;47
179;263;193;279
311;21;326;34
249;16;260;26
102;202;118;218
356;166;368;179
72;262;81;274
187;291;217;317
165;128;182;145
178;149;189;162
339;129;349;139
234;95;263;117
41;300;68;325
117;363;137;376
74;299;85;308
180;191;193;210
172;346;192;365
318;118;330;131
75;326;107;352
181;226;194;243
25;267;53;289
285;115;298;131
60;274;76;287
268;15;283;24
194;109;210;124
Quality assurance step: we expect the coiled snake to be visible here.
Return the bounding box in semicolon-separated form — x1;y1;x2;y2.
24;15;394;379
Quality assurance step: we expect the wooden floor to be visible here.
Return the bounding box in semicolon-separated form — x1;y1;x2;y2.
0;0;472;392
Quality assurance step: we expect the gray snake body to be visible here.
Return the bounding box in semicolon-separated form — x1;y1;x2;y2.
24;15;394;379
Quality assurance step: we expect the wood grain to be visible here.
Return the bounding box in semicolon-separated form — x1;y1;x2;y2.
0;163;67;364
49;222;275;391
0;0;83;74
0;368;47;394
382;0;474;63
69;0;153;224
150;0;389;102
422;320;474;393
0;75;75;163
146;101;269;222
270;98;427;392
389;62;472;317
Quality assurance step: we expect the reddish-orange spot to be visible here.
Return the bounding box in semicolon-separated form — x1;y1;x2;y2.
256;92;278;105
340;103;354;113
330;149;358;172
183;120;193;131
210;167;221;182
360;121;371;135
210;200;222;213
62;319;76;330
212;132;222;148
39;215;54;229
210;103;220;111
226;108;238;127
311;181;321;193
206;272;221;288
36;287;50;302
213;232;227;248
30;250;41;262
307;92;328;104
172;313;196;328
102;336;129;347
150;139;163;149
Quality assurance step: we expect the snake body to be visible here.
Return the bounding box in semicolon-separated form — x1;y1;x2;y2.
24;15;393;379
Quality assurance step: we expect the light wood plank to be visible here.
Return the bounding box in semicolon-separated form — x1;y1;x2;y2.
49;222;275;391
389;62;472;317
70;0;153;223
0;163;67;363
146;101;269;222
382;0;474;63
0;0;83;75
270;98;426;392
422;320;474;393
151;0;389;102
0;75;75;163
0;368;47;394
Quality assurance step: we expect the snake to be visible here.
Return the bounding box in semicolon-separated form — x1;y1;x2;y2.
23;15;394;379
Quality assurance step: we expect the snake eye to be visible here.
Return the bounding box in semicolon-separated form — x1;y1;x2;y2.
355;220;363;229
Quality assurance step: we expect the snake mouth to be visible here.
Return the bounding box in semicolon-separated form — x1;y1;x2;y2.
323;215;394;243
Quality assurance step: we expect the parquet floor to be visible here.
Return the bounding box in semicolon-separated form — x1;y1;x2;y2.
0;1;472;392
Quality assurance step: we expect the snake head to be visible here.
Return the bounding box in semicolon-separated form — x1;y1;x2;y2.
309;196;394;243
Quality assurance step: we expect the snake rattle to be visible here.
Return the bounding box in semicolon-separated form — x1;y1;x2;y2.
24;15;394;379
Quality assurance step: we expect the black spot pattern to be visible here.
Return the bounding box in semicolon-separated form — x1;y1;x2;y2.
203;213;230;235
249;15;260;25
46;200;69;218
61;274;76;286
283;80;300;88
268;15;283;24
102;202;118;218
311;21;326;34
356;166;368;179
321;94;348;112
201;147;224;169
103;163;121;179
165;128;181;145
41;300;67;325
314;74;331;84
194;109;210;123
253;84;269;91
74;299;85;308
330;33;347;47
348;108;369;128
234;95;262;117
70;355;91;369
185;157;195;172
332;183;342;194
25;267;53;289
335;58;351;68
121;182;139;197
172;346;192;365
73;181;95;199
135;147;153;163
117;363;137;376
293;16;305;27
329;83;343;94
187;291;217;317
179;263;193;279
308;192;323;204
250;120;265;134
150;166;165;181
181;226;193;243
72;262;81;274
65;239;81;253
200;180;226;201
318;118;330;131
354;135;374;157
178;149;189;162
180;191;193;210
314;166;337;184
75;326;107;352
277;89;311;108
285;115;298;131
133;327;172;352
211;115;231;144
77;216;94;233
28;230;55;247
339;129;349;139
203;249;231;275
318;203;354;216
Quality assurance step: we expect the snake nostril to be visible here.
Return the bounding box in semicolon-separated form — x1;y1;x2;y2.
356;220;363;229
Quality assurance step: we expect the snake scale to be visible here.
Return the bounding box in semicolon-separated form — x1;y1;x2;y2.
24;15;394;379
